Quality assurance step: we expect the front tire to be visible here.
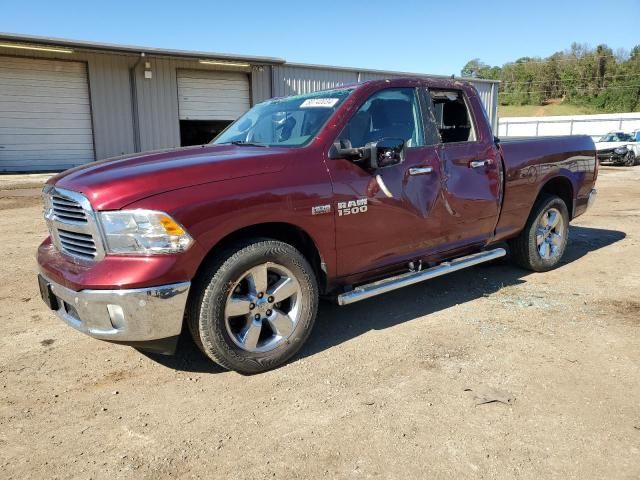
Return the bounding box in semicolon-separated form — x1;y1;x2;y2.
187;239;318;374
624;151;636;167
509;194;570;272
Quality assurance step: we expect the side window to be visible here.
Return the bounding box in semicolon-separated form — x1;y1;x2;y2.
429;89;476;143
337;88;425;149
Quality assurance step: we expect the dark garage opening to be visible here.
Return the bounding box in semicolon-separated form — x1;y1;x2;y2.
179;120;232;146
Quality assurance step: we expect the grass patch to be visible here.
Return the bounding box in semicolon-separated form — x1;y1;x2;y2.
498;102;598;118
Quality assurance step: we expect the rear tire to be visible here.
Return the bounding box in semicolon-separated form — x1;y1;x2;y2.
509;194;570;272
187;239;318;374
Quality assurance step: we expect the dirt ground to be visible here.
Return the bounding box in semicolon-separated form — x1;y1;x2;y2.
1;167;638;479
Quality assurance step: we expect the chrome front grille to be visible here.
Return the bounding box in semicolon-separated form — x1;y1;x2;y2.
51;195;87;223
57;229;97;259
43;185;105;262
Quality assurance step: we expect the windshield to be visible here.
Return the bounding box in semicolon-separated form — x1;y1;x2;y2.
600;133;632;142
213;88;353;147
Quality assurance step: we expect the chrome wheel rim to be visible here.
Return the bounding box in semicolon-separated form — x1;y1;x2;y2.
224;262;301;353
536;207;564;260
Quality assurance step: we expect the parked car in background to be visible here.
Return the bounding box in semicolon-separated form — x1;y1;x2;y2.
37;77;598;373
594;131;639;166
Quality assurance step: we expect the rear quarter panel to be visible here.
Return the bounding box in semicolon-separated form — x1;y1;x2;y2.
494;135;596;242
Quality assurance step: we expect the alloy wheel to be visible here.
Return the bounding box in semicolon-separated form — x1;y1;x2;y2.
535;208;565;260
224;262;302;353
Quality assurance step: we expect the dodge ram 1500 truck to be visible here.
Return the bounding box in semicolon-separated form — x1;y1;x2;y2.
37;77;598;373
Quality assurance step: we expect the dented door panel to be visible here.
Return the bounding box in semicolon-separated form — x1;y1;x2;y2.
438;141;502;248
330;146;449;276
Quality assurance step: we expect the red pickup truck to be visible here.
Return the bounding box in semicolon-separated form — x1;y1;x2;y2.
37;77;598;373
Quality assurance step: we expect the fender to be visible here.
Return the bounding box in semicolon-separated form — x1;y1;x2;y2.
124;165;337;282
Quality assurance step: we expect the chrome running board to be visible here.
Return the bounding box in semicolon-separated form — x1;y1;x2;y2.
337;248;506;306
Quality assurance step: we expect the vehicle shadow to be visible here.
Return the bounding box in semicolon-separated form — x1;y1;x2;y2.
143;225;624;374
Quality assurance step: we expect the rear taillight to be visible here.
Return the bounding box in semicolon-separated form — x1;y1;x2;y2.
594;153;599;181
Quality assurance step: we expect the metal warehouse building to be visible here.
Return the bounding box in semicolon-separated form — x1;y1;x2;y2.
0;32;499;172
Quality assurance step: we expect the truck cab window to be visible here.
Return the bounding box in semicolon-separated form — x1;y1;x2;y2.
429;90;476;143
338;88;425;149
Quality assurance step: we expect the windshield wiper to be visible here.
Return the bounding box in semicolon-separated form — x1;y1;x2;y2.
229;140;268;147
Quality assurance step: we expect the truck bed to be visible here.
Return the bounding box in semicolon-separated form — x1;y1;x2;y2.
494;135;597;242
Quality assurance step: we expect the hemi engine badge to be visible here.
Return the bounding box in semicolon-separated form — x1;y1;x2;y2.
311;204;331;215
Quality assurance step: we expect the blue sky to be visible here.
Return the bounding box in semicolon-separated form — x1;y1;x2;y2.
2;0;639;75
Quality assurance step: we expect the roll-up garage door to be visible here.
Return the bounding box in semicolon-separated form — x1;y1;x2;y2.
0;56;95;172
177;70;251;120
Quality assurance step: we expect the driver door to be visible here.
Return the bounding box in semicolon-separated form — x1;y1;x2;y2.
326;87;447;277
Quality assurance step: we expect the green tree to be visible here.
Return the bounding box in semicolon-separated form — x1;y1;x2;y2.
461;42;640;113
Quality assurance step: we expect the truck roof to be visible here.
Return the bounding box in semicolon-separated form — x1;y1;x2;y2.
270;76;479;101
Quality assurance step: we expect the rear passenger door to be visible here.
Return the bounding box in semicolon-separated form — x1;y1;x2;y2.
427;88;501;249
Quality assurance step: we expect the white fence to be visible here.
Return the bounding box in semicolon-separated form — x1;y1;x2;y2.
498;112;640;141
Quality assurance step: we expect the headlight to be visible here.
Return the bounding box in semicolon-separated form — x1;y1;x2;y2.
98;210;193;254
614;146;629;154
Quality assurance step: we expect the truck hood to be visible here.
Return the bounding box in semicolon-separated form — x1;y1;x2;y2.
595;141;635;151
50;144;291;210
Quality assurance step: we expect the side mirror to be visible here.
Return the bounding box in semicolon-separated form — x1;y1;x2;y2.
329;139;364;161
329;137;405;169
365;138;405;169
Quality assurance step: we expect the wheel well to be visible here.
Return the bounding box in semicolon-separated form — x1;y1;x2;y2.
539;176;574;218
196;223;327;293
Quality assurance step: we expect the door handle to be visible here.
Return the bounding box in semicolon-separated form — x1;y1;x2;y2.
408;166;433;176
469;159;493;168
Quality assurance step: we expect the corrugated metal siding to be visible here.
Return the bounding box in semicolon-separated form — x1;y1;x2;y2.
357;71;402;82
0;56;95;171
251;66;271;104
86;54;135;159
271;65;357;97
133;57;180;152
177;70;250;120
272;65;499;131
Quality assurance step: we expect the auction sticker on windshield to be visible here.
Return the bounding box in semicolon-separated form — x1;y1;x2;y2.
300;98;340;108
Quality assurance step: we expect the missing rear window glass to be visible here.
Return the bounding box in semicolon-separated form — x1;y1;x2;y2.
429;90;476;143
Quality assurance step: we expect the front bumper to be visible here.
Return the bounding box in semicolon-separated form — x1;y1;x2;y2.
597;152;626;164
39;273;190;347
